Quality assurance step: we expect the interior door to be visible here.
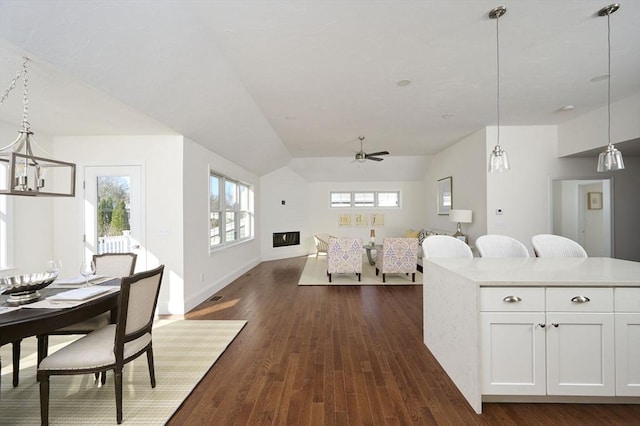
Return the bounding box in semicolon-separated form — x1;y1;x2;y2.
84;165;145;272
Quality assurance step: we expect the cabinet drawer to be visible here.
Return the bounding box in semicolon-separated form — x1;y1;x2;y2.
481;287;545;312
615;288;640;312
546;287;613;312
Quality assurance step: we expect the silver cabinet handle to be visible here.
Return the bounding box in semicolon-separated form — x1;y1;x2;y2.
571;296;590;303
538;323;546;328
502;295;522;303
552;323;559;328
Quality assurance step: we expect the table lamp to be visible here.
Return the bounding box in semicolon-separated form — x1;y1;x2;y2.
449;209;472;244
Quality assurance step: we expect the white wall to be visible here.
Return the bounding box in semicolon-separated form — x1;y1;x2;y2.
182;138;261;313
558;93;640;156
424;129;487;242
260;167;309;261
260;165;427;259
0;121;54;274
52;135;184;315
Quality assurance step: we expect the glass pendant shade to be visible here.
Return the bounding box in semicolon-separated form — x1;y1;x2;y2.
489;144;510;173
597;143;625;172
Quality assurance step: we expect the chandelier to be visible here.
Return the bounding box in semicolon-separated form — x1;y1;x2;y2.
596;4;624;172
0;57;76;196
488;5;510;173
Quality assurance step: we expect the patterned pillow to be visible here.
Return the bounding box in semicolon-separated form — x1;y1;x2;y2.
418;229;428;245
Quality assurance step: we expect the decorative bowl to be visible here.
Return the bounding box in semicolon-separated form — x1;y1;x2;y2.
1;272;57;305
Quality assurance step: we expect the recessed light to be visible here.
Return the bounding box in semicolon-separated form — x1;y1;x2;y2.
558;105;575;112
396;79;411;87
442;113;455;120
591;74;609;82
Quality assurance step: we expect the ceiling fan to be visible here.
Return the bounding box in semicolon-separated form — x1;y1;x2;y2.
354;136;390;162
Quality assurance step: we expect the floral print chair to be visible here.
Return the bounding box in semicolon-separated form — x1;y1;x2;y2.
375;237;419;283
327;237;362;282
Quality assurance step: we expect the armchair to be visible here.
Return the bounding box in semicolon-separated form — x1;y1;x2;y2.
375;238;419;283
327;237;362;283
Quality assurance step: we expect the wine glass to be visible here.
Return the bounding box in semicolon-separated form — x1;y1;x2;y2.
80;260;96;287
45;259;62;278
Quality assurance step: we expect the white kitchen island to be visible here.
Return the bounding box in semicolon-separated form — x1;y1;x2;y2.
423;257;640;414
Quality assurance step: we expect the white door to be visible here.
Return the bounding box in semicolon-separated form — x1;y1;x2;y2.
83;165;145;272
546;312;615;396
481;312;547;395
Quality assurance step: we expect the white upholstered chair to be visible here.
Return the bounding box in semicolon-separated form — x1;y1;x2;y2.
531;234;588;257
476;235;530;258
375;238;419;283
327;237;362;282
37;265;164;425
422;235;473;258
37;253;138;380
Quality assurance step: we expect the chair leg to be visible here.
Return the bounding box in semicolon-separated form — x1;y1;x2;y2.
100;371;106;385
375;268;379;276
115;368;123;424
328;273;332;283
382;273;386;283
38;372;50;426
357;273;361;282
412;272;415;283
146;346;156;388
12;340;21;387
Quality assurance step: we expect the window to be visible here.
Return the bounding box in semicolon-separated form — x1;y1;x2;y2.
330;191;400;208
210;171;254;250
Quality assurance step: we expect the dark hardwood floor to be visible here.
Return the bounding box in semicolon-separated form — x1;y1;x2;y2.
167;256;640;425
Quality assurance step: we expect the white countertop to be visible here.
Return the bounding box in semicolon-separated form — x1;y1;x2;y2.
425;257;640;287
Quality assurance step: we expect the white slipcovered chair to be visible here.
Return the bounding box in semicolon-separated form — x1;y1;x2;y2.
531;234;588;257
327;237;362;282
476;235;530;258
422;235;473;258
37;265;165;425
375;238;419;283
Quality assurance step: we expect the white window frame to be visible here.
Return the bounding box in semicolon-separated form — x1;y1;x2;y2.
329;191;401;208
210;170;254;252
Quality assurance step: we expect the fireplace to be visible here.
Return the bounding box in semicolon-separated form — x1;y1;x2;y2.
273;231;300;248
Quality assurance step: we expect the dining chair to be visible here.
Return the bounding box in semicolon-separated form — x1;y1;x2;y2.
313;234;331;258
475;234;530;257
531;234;588;257
37;264;164;425
37;252;137;380
327;237;362;282
375;237;419;282
422;235;473;258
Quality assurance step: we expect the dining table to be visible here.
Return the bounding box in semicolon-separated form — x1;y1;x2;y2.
0;279;120;390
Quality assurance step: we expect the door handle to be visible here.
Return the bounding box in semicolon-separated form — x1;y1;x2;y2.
502;295;522;303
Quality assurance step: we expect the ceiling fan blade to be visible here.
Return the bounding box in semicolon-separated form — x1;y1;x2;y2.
366;151;389;157
366;156;384;162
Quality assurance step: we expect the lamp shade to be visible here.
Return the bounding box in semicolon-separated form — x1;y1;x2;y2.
449;209;472;224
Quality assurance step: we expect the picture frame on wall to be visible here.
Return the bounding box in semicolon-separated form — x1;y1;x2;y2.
339;214;352;227
437;176;452;215
354;213;368;226
588;192;603;210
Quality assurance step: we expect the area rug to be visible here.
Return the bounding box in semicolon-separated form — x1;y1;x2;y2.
298;255;422;285
0;319;246;425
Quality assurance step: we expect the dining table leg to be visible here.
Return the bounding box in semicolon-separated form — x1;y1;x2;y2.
12;339;21;387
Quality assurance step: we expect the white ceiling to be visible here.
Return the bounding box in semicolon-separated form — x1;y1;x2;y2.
0;1;639;178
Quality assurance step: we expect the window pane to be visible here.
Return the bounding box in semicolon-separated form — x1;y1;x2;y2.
210;212;221;246
225;211;237;242
239;184;249;210
238;211;250;239
225;180;237;210
354;192;375;207
330;192;352;207
97;176;130;238
378;192;399;207
210;175;220;210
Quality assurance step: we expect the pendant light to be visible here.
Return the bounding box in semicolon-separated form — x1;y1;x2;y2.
596;4;624;172
488;6;510;173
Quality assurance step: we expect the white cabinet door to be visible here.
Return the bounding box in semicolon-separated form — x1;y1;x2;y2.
615;313;640;396
481;312;546;395
546;312;615;396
